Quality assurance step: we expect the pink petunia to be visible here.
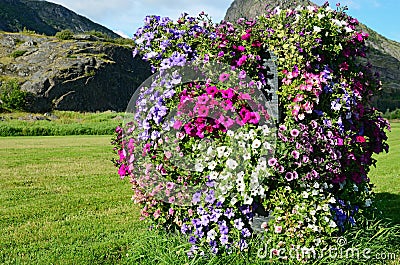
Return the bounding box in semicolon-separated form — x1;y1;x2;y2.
221;99;233;111
197;94;209;104
206;86;218;96
219;73;230;82
173;119;183;129
197;105;209;117
237;45;246;52
290;129;300;137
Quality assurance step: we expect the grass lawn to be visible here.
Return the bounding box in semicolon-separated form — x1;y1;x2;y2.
0;123;399;264
0;136;145;264
369;122;400;223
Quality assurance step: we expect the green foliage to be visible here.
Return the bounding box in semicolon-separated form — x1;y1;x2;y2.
10;50;27;58
21;27;36;35
85;30;108;39
0;79;27;111
382;108;400;120
55;29;74;40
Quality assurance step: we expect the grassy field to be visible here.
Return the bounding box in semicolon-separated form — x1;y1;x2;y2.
0;124;399;264
0;111;123;136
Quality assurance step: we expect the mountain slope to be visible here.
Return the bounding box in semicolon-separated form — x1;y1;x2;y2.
0;0;119;38
0;32;150;112
225;0;400;111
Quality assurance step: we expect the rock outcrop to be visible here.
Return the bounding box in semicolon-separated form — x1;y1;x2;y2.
0;32;151;112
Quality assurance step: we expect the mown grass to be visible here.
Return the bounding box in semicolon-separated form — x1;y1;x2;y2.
0;123;399;264
369;122;400;223
0;111;123;136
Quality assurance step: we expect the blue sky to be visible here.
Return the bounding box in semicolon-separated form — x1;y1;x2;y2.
48;0;400;42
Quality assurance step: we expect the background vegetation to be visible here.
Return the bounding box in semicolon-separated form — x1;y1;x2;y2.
0;111;122;136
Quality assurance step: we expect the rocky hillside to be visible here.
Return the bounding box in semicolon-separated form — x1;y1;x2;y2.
0;0;119;38
225;0;400;111
0;32;151;112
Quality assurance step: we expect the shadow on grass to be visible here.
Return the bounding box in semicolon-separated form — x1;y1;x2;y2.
374;192;400;224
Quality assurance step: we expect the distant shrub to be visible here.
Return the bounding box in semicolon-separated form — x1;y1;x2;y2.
21;27;36;35
0;79;28;112
383;108;400;120
86;30;108;39
10;50;27;58
55;29;74;40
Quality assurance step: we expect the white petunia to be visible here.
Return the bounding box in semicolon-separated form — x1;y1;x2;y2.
317;13;325;19
249;129;257;139
243;194;253;205
238;141;246;148
313;182;320;189
207;146;215;157
252;139;262;149
302;191;309;199
328;197;336;204
365;199;372;207
310;210;316;216
237;182;245;192
353;184;359;192
263;142;272;150
208;161;217;170
195;163;204;172
230;196;238;206
217;146;226;158
226;159;238;170
329;220;337;228
227;130;234;137
313;26;322;33
243;153;251;160
209;171;219;180
345;26;353;33
224;147;232;157
242;134;250;141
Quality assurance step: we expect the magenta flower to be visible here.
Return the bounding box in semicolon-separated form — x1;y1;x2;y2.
246;112;260;124
237;55;247;66
206;85;218;96
237;45;246;52
241;33;251;40
220;88;235;99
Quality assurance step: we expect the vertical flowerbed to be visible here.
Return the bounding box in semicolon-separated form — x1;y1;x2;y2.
112;3;390;260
